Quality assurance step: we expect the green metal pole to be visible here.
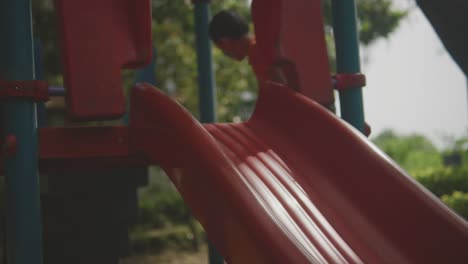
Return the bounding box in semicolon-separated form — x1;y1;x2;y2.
134;46;157;86
193;0;217;123
0;1;43;263
123;46;157;125
34;40;47;128
331;0;365;133
192;1;223;264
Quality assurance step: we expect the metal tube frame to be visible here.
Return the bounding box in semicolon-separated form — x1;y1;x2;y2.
0;1;43;263
193;1;223;264
331;0;366;133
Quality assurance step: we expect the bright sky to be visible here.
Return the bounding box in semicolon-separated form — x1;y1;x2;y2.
244;0;467;148
360;5;467;148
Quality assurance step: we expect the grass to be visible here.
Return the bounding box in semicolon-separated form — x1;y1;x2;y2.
119;244;208;264
120;223;209;264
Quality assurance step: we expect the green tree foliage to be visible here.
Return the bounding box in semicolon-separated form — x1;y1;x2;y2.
442;191;468;219
372;129;443;173
138;167;190;228
322;0;407;67
373;130;468;219
151;1;257;121
322;0;407;45
413;167;468;197
354;0;407;45
32;0;407;122
32;0;61;81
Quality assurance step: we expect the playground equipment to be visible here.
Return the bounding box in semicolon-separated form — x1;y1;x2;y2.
0;0;467;264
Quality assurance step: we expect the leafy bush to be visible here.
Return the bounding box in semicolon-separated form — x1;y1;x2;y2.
372;130;443;173
413;167;468;218
413;167;468;197
137;167;193;229
441;191;468;220
139;190;190;229
133;168;203;253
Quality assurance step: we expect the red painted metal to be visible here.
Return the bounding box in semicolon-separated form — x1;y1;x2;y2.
333;73;367;91
38;126;145;172
251;0;335;106
0;126;146;173
0;80;49;101
364;122;371;137
130;82;468;263
40;126;130;159
54;0;152;120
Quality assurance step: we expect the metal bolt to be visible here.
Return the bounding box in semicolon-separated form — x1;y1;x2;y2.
5;134;18;157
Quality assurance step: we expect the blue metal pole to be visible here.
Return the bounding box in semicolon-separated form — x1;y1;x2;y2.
0;1;43;263
122;46;157;125
193;0;217;123
134;46;157;86
192;1;222;264
48;86;66;97
331;0;365;133
34;40;47;128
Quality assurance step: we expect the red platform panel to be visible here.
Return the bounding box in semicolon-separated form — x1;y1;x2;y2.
40;126;131;159
251;0;334;106
55;0;152;120
0;126;145;174
130;83;468;263
38;126;146;172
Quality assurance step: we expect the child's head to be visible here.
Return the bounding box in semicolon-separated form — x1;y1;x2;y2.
209;10;252;61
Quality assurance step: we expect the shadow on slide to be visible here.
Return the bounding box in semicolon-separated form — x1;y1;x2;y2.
130;82;468;264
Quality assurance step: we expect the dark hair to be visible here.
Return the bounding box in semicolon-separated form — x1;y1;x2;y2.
209;10;249;43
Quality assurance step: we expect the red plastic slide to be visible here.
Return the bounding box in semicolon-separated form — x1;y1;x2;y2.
130;82;468;264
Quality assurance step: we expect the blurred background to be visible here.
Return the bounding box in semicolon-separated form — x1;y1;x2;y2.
1;0;466;263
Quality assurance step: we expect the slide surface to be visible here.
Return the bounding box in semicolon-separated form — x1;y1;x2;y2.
130;82;468;264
